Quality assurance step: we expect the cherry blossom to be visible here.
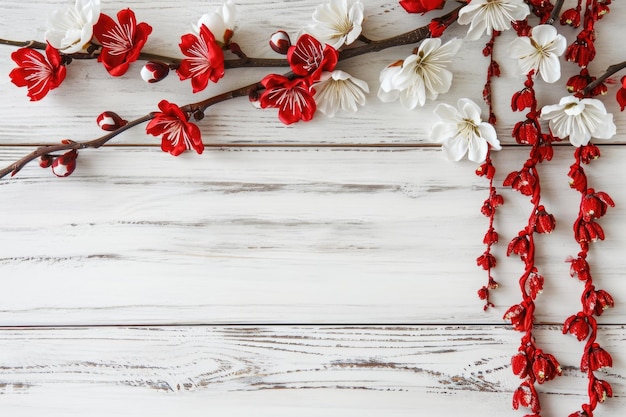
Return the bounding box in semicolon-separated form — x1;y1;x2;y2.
313;70;369;117
259;74;316;124
44;0;100;54
177;24;225;93
195;0;236;45
430;98;501;163
377;38;461;109
458;0;530;41
287;34;338;81
145;100;203;156
9;43;67;101
92;8;152;76
307;0;364;50
399;0;446;14
509;25;567;83
540;96;616;147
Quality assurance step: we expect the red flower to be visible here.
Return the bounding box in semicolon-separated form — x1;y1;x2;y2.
177;24;225;93
507;233;531;260
511;88;535;111
565;36;595;68
581;189;614;221
532;350;561;384
9;43;66;101
590;378;613;405
399;0;446;14
287;34;338;82
504;168;537;196
579;143;601;164
259;74;316;125
563;313;590;341
513;119;539;145
583;287;614;316
582;343;612;372
617;76;626;111
511;351;530;379
568;164;587;192
527;270;544;299
560;8;581;27
476;252;496;270
93;9;152;76
532;206;555;234
146;100;203;156
504;302;530;332
512;380;539;413
574;218;605;243
567;256;591;281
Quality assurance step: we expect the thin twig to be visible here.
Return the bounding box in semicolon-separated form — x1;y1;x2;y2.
584;60;626;96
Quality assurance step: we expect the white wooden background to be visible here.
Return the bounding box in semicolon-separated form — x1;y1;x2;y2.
0;1;624;416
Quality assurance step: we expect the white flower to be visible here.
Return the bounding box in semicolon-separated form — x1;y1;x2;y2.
540;96;616;147
44;0;100;53
377;38;462;109
458;0;530;41
195;0;236;44
430;98;501;163
509;25;567;83
307;0;364;50
313;70;369;117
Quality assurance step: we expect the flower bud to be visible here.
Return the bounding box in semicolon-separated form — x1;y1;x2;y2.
579;143;600;164
96;111;128;131
503;302;529;332
593;3;610;20
582;343;612;372
141;61;170;83
532;350;561;384
507;233;530;260
269;30;291;54
532;206;555;234
428;18;447;38
581;189;614;221
483;228;498;245
583;287;614;316
563;313;590;341
512;119;539;145
511;351;530;379
476;252;496;270
39;154;53;168
566;71;591;93
574;217;605;243
566;38;595;68
475;161;495;179
590;378;613;404
511;88;534;111
512;380;539;413
51;149;78;177
568;164;587;192
567;256;591;281
560;8;581;27
503;168;536;196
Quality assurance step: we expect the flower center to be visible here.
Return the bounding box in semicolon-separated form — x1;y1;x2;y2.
459;118;480;140
331;17;353;39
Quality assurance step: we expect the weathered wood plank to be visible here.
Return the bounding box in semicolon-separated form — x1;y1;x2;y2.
0;325;623;417
1;146;623;325
0;0;624;146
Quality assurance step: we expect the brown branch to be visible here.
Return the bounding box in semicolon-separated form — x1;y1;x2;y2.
545;0;566;25
583;60;626;96
0;5;462;179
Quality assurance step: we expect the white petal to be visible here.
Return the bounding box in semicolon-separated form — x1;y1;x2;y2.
593;113;617;139
442;137;469;161
418;38;443;57
433;103;460;123
531;24;557;46
399;89;420;110
468;134;489;163
509;37;534;59
539;53;561;83
430;122;457;144
478;123;501;150
377;87;399;103
459;98;482;123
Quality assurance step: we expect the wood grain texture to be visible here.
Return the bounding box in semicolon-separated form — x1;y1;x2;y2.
0;146;624;325
0;0;624;146
0;325;623;417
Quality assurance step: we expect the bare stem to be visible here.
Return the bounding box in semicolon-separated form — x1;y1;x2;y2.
584;60;626;96
0;5;461;179
546;0;566;25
